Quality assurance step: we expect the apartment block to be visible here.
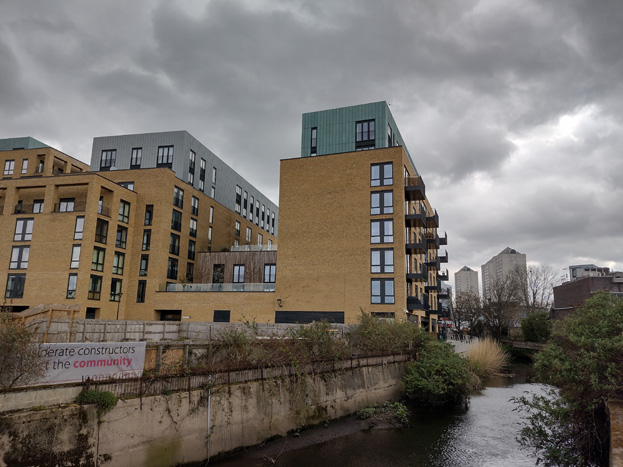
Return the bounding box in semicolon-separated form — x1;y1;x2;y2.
481;247;527;301
568;264;611;281
455;266;479;297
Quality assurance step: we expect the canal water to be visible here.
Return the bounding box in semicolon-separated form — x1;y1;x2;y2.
213;364;544;467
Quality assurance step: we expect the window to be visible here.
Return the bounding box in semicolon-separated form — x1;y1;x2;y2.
260;205;265;229
268;239;273;250
139;255;149;276
233;265;245;283
4;159;15;175
100;150;117;170
188;239;196;260
92;247;105;271
188;150;196;184
234;239;239;247
21;159;28;174
235;221;240;237
167;258;178;280
212;167;217;184
188;171;194;186
388;124;393;147
70;245;81;269
243;191;248;217
255;200;260;225
118;181;134;191
116;226;128;249
271;212;275;234
246;227;252;242
137;280;146;303
212;264;224;284
265;209;271;232
58;198;75;212
66;274;77;299
88;275;102;300
186;263;194;282
248;196;254;221
371;190;393;215
157;146;174;166
310;127;317;155
235;185;242;213
209;206;214;223
200;158;206;185
371;249;394;273
208;226;212;243
371;219;393;244
14;218;34;241
264;264;276;283
118;200;130;223
258;233;263;246
213;310;230;323
169;234;180;256
371;279;395;304
144;205;153;225
189;218;197;237
356;120;375;150
33;199;44;214
142;229;151;251
74;216;84;240
112;252;125;274
191;196;199;216
5;274;25;298
9;246;29;269
131;148;142;168
210;186;215;198
110;278;122;302
95;219;108;243
171;209;182;231
173;186;184;208
371;162;393;186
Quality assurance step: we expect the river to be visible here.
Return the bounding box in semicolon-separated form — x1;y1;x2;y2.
213;364;544;467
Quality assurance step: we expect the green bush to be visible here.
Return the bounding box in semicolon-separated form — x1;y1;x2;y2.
521;310;551;342
76;390;117;415
402;340;472;406
349;312;429;356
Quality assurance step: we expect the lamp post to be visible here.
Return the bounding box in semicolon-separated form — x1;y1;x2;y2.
116;292;123;320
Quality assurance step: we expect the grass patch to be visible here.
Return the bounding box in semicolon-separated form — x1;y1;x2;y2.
76;390;117;416
356;401;409;425
465;338;509;378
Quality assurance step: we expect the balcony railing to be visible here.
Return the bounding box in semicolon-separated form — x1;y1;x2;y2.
426;210;439;228
439;250;449;263
405;210;426;228
14;204;35;214
406;263;428;281
439;231;447;246
230;244;277;252
438;269;449;281
407;293;429;311
404;176;425;201
426;257;440;269
425;232;440;249
438;291;450;300
425;284;440;293
162;283;276;292
405;239;426;254
97;205;110;217
53;201;87;213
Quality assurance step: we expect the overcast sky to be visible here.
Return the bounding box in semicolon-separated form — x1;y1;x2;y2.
1;0;621;290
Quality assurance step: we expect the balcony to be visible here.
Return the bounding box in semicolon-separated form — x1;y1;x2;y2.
439;231;447;246
14;204;35;214
407;293;429;311
438;291;450;300
405;238;426;254
406;263;428;282
439;250;449;263
405;210;426;228
53;201;86;213
404;176;425;201
162;283;276;292
97;205;110;217
426;210;439;228
438;269;449;281
426;257;440;269
425;232;440;250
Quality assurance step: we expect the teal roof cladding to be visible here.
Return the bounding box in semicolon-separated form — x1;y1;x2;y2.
300;101;417;174
0;137;49;151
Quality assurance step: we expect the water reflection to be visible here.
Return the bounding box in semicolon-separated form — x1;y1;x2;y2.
214;365;544;467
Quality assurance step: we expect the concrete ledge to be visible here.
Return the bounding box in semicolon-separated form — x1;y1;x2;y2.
0;386;82;413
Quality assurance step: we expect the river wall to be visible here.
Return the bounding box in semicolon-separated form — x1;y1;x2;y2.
0;355;409;467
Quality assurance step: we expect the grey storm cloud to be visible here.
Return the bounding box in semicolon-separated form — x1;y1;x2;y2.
0;0;621;288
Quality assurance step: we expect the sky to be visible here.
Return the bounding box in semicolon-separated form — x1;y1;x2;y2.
1;0;621;291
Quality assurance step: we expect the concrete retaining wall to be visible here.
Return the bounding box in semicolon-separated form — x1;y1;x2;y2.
0;357;409;467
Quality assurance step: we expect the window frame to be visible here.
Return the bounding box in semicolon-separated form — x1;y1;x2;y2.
371;278;395;304
112;252;125;275
9;246;30;269
371;162;393;187
233;265;245;283
370;190;393;215
100;150;117;170
70;245;81;269
66;274;78;299
91;247;105;272
131;147;142;168
14;218;34;241
88;275;102;300
371;219;394;244
118;200;130;223
169;233;180;256
116;225;128;249
5;273;26;298
371;248;394;274
157;145;174;166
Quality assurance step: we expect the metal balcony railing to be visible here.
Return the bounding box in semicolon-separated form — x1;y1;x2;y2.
404;176;425;201
162;283;276;292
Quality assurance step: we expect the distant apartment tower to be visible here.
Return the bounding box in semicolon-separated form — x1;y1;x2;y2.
454;266;479;297
481;247;527;301
568;264;610;282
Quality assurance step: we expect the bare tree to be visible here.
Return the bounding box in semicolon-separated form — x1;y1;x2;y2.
482;273;523;338
518;264;557;313
0;313;47;389
452;292;482;333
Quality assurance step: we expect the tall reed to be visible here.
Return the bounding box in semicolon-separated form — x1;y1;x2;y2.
464;338;509;378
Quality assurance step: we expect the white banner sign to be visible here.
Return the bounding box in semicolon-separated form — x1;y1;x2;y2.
38;342;146;385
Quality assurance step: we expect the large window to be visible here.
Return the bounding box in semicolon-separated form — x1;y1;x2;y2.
137;280;146;303
235;185;242;213
173;186;184;208
371;219;393;244
112;252;125;274
21;158;28;174
139;255;149;276
116;226;127;249
169;234;180;255
171;209;182;231
157;146;174;166
191;196;199;216
33;199;44;214
246;227;252;242
74;216;84;240
66;274;77;299
371;190;393;215
100;150;116;170
91;247;105;271
5;274;26;298
144;205;153;225
142;229;151;251
118;200;130;223
4;160;15;175
14;218;34;241
356;120;375;150
212;264;224;284
188;239;196;260
110;278;122;302
9;246;29;269
257;233;263;246
95;219;108;244
371;279;395;304
58;198;75;212
264;264;276;283
131;148;142;168
88;275;102;300
371;249;394;273
167;258;178;280
233;265;245;285
70;245;81;269
189;218;197;237
371;162;393;187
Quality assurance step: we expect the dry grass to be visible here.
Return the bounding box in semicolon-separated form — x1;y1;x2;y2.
465;338;510;378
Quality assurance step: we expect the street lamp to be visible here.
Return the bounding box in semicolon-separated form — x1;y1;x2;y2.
116;292;123;320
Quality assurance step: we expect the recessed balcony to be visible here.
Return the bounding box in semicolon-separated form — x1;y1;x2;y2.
404;176;425;201
406;264;428;282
